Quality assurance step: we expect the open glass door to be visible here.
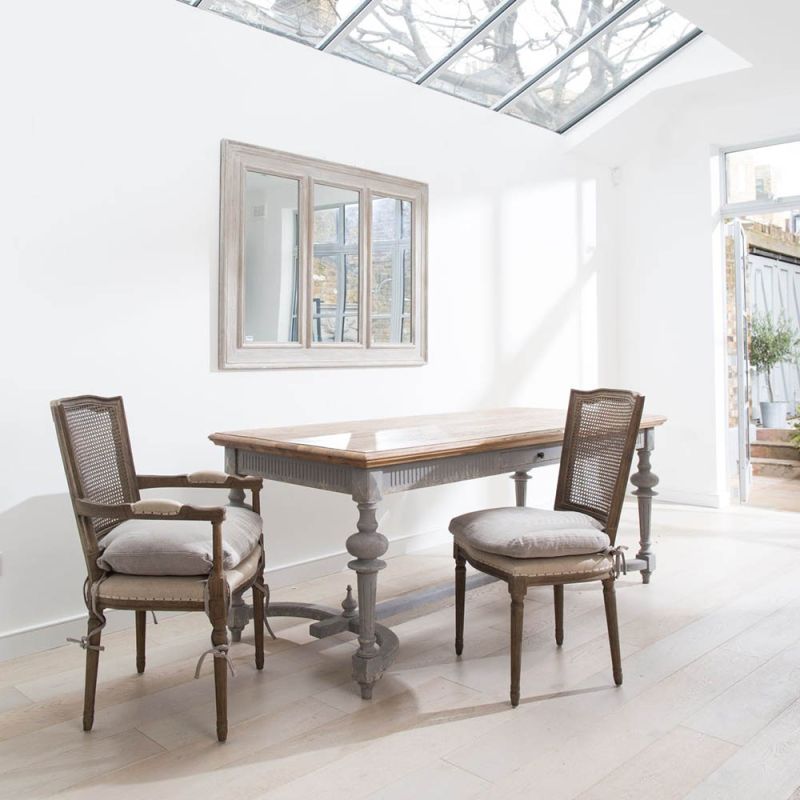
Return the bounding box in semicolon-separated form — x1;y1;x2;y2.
732;219;752;502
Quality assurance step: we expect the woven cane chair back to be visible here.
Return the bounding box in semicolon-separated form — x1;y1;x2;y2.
51;396;140;545
554;389;644;543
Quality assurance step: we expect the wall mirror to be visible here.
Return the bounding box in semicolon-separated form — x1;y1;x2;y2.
220;140;428;369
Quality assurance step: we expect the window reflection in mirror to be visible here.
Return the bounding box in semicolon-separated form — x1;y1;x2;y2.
371;196;412;344
312;184;360;343
243;170;299;343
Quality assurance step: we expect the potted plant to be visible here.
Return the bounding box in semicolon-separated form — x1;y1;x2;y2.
749;313;799;428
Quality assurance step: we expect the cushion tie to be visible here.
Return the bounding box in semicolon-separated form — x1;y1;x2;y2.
608;545;628;578
67;576;108;652
253;580;277;640
194;644;236;679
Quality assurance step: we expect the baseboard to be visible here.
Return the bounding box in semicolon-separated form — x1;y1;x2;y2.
0;527;451;662
0;609;184;662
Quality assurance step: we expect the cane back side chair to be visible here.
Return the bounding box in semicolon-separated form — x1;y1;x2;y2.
51;395;270;742
451;388;644;706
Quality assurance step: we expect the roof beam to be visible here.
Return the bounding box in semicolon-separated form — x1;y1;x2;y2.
318;0;383;51
492;0;644;112
416;0;523;86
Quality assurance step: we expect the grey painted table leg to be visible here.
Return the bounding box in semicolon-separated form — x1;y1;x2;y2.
228;486;247;507
630;429;659;584
512;470;531;507
347;472;389;699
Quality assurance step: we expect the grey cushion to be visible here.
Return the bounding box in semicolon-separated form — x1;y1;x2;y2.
449;507;609;559
97;506;262;576
98;546;263;604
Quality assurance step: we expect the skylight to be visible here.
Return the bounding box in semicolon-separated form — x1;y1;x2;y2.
179;0;701;133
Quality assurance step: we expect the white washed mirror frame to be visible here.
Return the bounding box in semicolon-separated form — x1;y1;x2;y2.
219;140;428;369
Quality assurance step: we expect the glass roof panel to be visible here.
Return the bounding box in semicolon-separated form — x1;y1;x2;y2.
199;0;364;46
427;0;623;108
506;0;698;130
329;0;497;81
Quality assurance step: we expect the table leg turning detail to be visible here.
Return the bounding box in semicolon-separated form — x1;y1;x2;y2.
630;428;659;583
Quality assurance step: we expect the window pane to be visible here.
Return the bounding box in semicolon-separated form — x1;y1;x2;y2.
200;0;363;46
372;196;398;240
332;0;495;81
312;184;360;343
372;247;394;315
345;202;359;245
243;171;299;344
428;0;619;108
314;206;339;244
371;197;412;344
507;0;697;131
726;141;800;205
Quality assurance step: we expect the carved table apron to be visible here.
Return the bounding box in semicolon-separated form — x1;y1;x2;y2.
211;408;664;699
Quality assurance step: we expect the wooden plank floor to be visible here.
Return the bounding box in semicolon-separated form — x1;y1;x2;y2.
2;500;800;799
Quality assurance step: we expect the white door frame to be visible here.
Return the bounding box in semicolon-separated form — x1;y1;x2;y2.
732;219;752;503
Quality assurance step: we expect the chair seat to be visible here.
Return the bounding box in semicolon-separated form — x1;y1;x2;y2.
98;545;262;605
458;538;613;581
97;506;262;576
449;506;609;559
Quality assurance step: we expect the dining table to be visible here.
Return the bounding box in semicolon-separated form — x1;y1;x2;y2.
210;407;666;699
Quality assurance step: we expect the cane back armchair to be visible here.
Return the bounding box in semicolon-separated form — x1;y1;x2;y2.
451;388;644;706
51;395;270;741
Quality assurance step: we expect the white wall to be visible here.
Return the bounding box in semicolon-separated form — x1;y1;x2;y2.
0;0;619;655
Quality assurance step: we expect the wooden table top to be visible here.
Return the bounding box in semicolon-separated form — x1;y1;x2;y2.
210;407;666;469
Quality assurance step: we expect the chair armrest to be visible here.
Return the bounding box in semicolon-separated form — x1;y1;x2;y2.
74;498;226;523
137;472;263;491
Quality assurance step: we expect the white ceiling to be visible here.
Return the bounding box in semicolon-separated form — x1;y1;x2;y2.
668;0;800;73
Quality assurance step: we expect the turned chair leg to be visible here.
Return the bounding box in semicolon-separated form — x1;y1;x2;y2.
263;583;277;641
553;584;564;646
253;585;265;671
602;578;623;686
210;614;230;743
207;548;230;743
509;582;527;707
83;613;103;731
455;547;466;656
213;644;229;743
135;610;146;674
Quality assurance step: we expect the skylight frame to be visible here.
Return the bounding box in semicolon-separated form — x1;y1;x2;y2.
413;0;523;85
491;0;643;113
549;26;702;133
318;0;380;51
179;0;702;134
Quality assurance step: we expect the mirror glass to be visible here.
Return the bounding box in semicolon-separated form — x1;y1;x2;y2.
312;184;360;343
243;170;299;344
371;196;412;344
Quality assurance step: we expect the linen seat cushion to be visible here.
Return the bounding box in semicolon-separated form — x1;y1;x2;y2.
457;538;613;580
97;545;262;605
449;507;609;559
97;506;262;576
